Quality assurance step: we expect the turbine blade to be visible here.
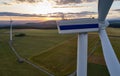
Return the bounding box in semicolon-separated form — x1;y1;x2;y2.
98;0;113;21
99;30;120;76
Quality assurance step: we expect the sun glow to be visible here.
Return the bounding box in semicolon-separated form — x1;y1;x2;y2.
33;0;54;14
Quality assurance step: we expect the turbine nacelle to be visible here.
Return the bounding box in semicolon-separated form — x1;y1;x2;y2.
57;18;110;34
57;18;99;34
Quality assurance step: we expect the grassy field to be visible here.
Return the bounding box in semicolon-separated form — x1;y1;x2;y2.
0;29;48;76
13;29;75;58
0;28;120;76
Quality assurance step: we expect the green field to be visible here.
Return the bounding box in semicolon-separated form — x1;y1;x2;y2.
0;29;48;76
0;28;120;76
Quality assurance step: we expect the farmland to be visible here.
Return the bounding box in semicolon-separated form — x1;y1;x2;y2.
0;28;120;76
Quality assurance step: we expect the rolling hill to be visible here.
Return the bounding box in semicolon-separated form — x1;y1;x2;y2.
0;19;120;29
0;20;57;29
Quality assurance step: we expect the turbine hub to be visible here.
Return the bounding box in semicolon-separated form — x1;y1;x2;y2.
99;20;109;30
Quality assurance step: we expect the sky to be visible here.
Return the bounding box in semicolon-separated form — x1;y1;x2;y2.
0;0;120;21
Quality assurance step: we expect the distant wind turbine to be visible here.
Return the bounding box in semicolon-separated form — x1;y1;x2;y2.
61;13;65;20
9;17;13;42
9;17;24;63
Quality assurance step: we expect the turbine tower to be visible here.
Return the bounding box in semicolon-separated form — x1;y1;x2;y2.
61;13;65;20
57;0;120;76
9;17;13;42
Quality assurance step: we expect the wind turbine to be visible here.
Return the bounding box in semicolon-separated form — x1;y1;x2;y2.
57;0;120;76
9;17;13;42
9;17;24;63
61;13;65;20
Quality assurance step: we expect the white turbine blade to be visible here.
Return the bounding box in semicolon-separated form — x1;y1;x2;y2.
98;0;113;21
99;30;120;76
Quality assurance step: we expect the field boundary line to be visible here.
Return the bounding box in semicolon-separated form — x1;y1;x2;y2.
31;36;77;57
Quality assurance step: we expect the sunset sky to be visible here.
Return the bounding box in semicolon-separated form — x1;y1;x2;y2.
0;0;120;21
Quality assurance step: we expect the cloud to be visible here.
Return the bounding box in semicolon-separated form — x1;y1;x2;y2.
0;0;13;5
0;12;41;17
0;0;40;5
0;0;96;6
2;0;119;6
2;2;12;5
0;11;97;18
50;11;97;18
79;11;97;15
14;0;96;4
76;11;97;17
73;11;96;18
86;0;96;2
15;0;42;3
56;0;76;4
113;9;120;12
56;0;96;4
